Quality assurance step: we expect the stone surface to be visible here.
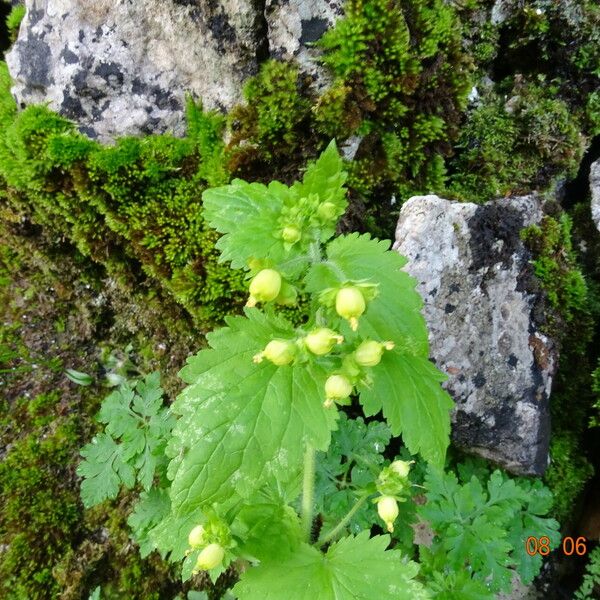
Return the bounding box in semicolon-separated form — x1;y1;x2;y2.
6;0;263;141
590;159;600;232
265;0;343;88
394;195;555;475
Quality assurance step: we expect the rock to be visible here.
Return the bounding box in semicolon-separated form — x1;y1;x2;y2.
6;0;263;141
394;195;555;475
590;159;600;232
265;0;343;88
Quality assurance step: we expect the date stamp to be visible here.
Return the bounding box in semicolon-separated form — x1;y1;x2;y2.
526;536;589;556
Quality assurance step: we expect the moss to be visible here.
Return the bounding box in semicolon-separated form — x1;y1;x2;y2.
0;67;246;330
227;60;313;174
544;431;594;525
5;4;25;42
0;393;84;600
521;214;589;329
318;0;472;202
520;210;598;524
448;82;584;202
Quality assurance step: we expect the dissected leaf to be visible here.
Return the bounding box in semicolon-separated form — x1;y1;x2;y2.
233;532;429;600
419;467;559;594
128;488;171;558
78;373;174;507
77;433;136;507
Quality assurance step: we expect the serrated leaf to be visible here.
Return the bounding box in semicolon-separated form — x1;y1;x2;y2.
202;180;286;270
233;532;430;600
149;510;200;562
128;488;171;557
306;233;429;354
233;501;303;561
306;233;453;466
167;309;338;518
203;142;347;273
358;351;452;467
291;140;347;240
77;433;135;507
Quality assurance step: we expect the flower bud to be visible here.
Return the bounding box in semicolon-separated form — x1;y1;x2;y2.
354;340;394;367
377;495;399;533
317;201;337;221
305;328;344;355
282;225;302;244
390;460;412;478
254;339;295;366
188;524;205;548
335;287;366;331
195;543;225;571
324;374;353;406
247;269;282;305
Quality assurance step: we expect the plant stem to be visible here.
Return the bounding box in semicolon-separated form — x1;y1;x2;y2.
318;495;369;546
301;444;316;542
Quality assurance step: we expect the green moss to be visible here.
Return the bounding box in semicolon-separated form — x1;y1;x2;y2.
0;67;246;329
228;60;312;169
6;4;25;42
521;214;588;328
318;0;472;200
448;83;584;202
0;393;84;600
544;431;594;525
521;211;597;523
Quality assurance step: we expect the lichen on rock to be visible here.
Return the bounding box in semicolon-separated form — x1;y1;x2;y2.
6;0;264;141
394;194;555;475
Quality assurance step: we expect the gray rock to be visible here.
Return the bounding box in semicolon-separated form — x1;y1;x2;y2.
590;159;600;232
265;0;343;88
6;0;263;141
393;195;555;475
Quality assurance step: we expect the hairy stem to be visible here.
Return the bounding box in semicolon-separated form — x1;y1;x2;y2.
301;444;316;542
318;495;369;546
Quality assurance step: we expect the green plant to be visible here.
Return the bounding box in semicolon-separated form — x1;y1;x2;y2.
0;64;245;329
318;0;471;200
575;546;600;600
521;213;588;326
78;143;560;598
418;465;560;595
448;84;584;202
5;4;25;42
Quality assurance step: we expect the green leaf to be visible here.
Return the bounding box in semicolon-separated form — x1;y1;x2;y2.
291;140;348;241
77;433;136;507
128;488;171;558
65;368;93;386
149;509;200;562
315;414;392;536
234;532;429;600
419;467;557;594
167;309;338;517
202;142;347;274
506;480;560;584
358;351;452;467
88;586;101;600
233;501;303;561
202;180;286;270
306;233;429;354
306;233;453;466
